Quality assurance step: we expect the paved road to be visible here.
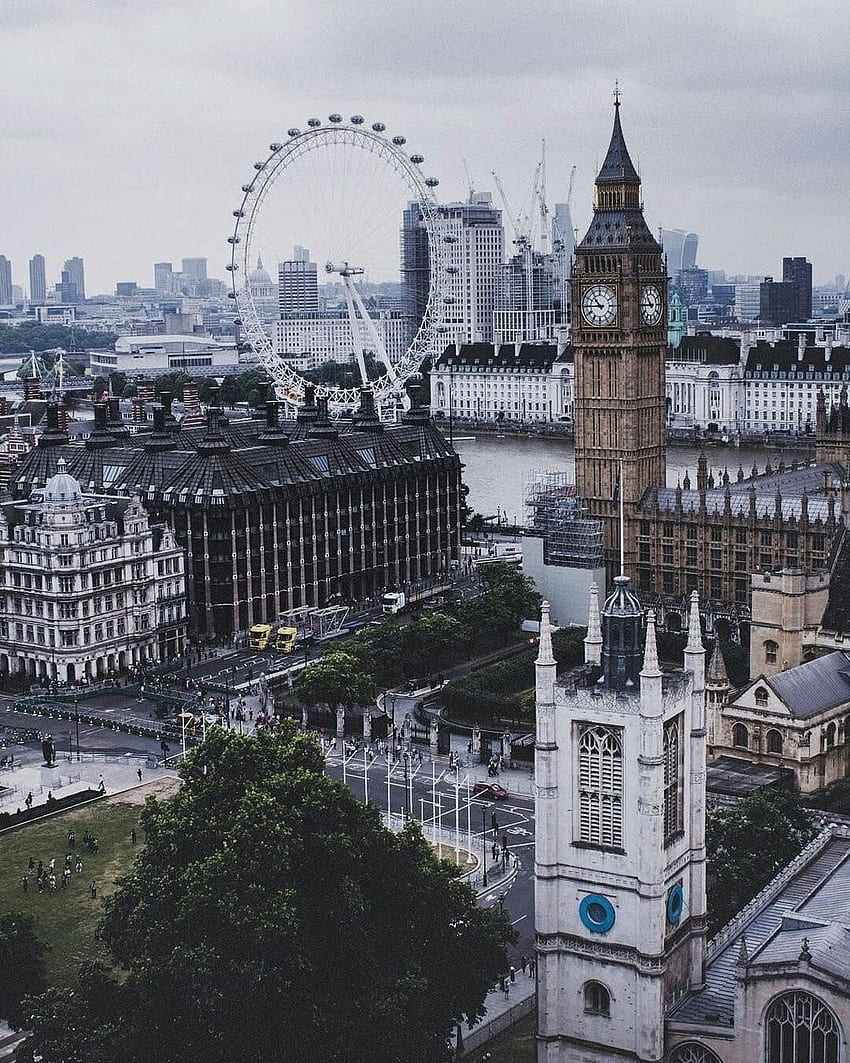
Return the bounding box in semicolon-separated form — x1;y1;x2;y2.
326;750;536;963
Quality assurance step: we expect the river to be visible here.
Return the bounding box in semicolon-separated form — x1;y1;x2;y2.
453;434;814;525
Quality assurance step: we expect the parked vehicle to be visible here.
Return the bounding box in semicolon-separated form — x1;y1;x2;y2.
273;626;298;652
381;591;406;615
249;624;273;649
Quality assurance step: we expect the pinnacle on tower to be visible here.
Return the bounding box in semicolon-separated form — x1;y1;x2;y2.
584;583;603;665
537;600;556;667
596;92;641;186
686;590;702;652
706;641;730;687
641;609;662;678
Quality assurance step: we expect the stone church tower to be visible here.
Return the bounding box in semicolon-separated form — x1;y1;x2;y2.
571;97;668;571
535;583;708;1062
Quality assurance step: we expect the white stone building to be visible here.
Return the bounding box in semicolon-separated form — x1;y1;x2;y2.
430;342;573;424
272;311;408;372
665;335;742;432
534;585;850;1062
90;335;243;378
0;461;186;683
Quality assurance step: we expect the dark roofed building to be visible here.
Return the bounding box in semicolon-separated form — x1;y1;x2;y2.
9;389;462;639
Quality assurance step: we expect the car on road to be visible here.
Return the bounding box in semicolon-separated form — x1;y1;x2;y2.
472;781;509;801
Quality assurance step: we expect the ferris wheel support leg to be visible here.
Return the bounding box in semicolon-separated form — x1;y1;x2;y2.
342;278;370;388
347;280;398;384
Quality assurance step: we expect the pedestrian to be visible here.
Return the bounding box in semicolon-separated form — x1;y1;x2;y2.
510;965;516;983
21;874;28;893
65;854;72;869
502;981;510;1000
131;828;137;845
37;876;44;894
520;954;528;975
75;858;83;875
61;869;70;889
68;830;76;848
48;857;55;872
136;768;142;783
49;873;56;892
89;881;97;899
37;860;43;875
24;792;32;810
98;778;106;795
28;856;34;870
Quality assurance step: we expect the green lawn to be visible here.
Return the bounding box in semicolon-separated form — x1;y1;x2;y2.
0;800;143;987
465;1011;536;1061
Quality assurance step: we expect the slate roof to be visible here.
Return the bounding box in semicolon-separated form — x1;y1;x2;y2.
744;340;850;379
596;101;640;185
670;335;741;366
434;342;569;371
668;827;850;1029
767;651;850;719
821;529;850;636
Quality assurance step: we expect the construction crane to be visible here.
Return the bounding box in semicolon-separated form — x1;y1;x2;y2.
462;158;475;201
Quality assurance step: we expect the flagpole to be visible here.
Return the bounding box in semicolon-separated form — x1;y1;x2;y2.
619;459;625;577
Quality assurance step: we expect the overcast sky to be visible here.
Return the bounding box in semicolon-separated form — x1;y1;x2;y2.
2;0;848;296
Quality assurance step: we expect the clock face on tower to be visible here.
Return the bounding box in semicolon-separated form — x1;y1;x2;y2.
581;284;618;327
640;284;663;326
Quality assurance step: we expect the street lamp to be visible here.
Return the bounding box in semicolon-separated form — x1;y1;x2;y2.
74;697;80;762
481;806;488;887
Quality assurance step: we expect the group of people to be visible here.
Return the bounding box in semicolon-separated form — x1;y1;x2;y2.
19;828;103;898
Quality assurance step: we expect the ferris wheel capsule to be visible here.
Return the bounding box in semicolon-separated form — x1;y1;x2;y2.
287;128;301;137
392;135;406;146
241;184;254;193
350;115;364;124
227;236;240;244
233;209;244;217
269;142;283;151
443;296;456;304
328;114;343;123
307;118;322;127
425;177;439;187
371;122;386;132
445;265;458;274
233;319;242;326
227;291;236;299
253;162;265;170
226;264;238;271
443;234;457;244
410;154;424;164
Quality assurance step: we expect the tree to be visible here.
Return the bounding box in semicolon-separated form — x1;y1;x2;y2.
0;910;47;1027
295;650;376;712
402;613;472;675
706;787;818;934
18;726;513;1062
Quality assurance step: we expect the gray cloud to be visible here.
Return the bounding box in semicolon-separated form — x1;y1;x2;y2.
1;0;848;294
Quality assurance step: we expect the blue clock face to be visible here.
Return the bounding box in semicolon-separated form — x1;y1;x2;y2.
667;882;685;925
579;894;616;934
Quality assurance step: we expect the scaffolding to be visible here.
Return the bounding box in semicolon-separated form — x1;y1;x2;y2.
278;605;351;641
525;471;603;568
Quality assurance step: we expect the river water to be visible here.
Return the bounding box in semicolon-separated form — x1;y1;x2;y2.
454;434;814;525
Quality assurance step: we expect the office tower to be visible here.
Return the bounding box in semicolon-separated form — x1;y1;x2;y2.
433;193;505;344
551;201;575;322
181;258;208;283
0;256;13;305
400;202;431;344
29;254;46;304
782;256;813;320
760;276;799;325
154;262;175;293
660;229;699;273
62;257;85;301
278;246;319;316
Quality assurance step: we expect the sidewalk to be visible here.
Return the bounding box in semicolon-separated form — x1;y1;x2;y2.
453;967;536;1057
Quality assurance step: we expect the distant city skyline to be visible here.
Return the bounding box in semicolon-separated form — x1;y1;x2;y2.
2;1;848;295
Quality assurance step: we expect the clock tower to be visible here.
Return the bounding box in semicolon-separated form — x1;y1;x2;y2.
571;95;667;571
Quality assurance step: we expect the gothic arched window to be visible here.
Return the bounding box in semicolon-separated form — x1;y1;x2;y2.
764;639;779;665
663;714;684;842
767;728;784;754
764;991;841;1063
583;980;610;1017
578;725;623;848
733;722;749;748
824;722;836;748
668;1043;723;1063
755;686;769;707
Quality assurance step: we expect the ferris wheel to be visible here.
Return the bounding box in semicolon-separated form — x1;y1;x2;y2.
227;114;449;413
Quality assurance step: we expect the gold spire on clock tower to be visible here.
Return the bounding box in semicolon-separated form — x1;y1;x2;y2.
571;94;667;576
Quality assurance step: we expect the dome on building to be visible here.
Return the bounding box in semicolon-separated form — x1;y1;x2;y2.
44;458;83;504
602;574;642;618
249;256;272;287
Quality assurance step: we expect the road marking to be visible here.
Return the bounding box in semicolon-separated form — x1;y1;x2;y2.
507;827;532;836
510;914;527;925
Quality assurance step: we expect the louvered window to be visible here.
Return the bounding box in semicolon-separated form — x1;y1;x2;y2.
664;714;684;842
578;725;623;847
